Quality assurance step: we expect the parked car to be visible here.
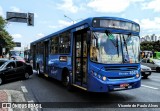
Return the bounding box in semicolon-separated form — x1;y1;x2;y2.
11;56;25;63
0;60;33;85
141;58;160;72
141;64;152;78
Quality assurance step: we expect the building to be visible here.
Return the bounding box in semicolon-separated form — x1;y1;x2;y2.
140;35;160;43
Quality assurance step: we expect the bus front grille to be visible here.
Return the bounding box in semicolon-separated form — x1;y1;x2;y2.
105;66;138;71
108;76;134;79
107;76;135;81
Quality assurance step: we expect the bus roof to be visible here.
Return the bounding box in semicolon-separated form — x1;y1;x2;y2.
31;16;139;45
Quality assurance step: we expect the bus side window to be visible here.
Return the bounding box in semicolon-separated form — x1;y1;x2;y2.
59;32;70;54
51;36;59;54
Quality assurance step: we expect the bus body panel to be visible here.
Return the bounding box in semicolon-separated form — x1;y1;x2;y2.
47;55;72;80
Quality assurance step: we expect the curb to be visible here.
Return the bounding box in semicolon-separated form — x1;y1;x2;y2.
4;90;13;111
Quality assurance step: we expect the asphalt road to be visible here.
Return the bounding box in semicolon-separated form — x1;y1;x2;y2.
0;71;160;111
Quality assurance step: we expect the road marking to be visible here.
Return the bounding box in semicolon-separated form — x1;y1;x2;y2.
141;84;159;90
149;76;160;80
28;100;34;102
21;86;28;93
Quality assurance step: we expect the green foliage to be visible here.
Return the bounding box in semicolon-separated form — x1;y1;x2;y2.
0;16;15;54
140;40;160;51
0;16;6;30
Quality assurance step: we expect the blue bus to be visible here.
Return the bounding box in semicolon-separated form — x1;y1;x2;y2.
30;17;141;92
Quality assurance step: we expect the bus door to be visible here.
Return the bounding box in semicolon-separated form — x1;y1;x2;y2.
32;45;36;69
73;29;88;86
44;41;49;74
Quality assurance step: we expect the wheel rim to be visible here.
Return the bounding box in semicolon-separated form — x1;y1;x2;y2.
66;75;69;85
25;73;29;79
0;78;2;85
63;75;69;86
37;69;39;75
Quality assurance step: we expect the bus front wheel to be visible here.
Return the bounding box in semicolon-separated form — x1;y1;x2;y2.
156;67;160;72
143;75;148;79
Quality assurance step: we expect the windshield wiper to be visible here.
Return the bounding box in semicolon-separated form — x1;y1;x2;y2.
105;30;119;57
122;35;129;63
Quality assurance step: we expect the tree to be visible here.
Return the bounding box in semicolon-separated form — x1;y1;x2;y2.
140;40;160;52
0;16;15;56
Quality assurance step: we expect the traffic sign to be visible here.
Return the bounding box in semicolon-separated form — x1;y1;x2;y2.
6;12;27;23
14;42;21;47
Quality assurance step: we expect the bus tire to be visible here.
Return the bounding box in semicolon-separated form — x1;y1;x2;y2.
143;75;148;79
62;70;73;91
0;76;4;85
156;67;160;72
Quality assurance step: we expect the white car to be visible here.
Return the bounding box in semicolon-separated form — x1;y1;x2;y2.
141;64;152;79
141;58;160;72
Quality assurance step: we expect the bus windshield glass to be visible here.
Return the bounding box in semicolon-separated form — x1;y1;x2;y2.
90;32;140;64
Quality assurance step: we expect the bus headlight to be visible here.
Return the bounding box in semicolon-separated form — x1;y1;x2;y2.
91;70;107;81
136;74;140;78
102;76;107;81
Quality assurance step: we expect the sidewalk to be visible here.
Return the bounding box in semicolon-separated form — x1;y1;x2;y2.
0;90;29;111
0;90;9;111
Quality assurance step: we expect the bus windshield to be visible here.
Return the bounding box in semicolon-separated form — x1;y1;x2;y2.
90;32;140;64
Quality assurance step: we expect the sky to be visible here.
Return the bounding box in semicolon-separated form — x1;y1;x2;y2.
0;0;160;50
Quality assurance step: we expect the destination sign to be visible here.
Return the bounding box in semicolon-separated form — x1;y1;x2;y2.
92;19;140;32
6;12;27;23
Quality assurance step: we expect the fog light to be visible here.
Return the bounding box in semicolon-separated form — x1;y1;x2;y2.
136;74;140;78
94;72;97;76
98;75;101;79
102;76;107;81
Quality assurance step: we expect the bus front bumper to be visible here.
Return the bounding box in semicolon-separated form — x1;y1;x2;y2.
87;76;141;92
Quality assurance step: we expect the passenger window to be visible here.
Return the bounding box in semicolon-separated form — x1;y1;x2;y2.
59;32;70;54
17;61;24;67
7;62;16;69
51;36;59;54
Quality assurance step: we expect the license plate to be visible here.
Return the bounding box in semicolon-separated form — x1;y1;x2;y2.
120;83;129;88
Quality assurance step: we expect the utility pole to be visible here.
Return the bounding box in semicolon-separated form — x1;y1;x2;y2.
64;15;74;24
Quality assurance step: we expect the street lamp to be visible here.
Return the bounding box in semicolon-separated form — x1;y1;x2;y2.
64;15;74;24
